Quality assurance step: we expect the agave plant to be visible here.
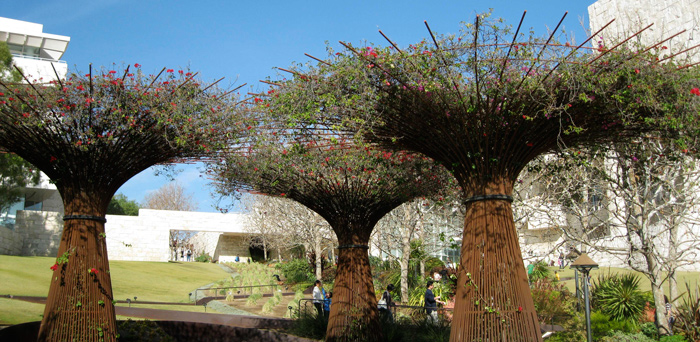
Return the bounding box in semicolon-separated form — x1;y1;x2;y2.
528;260;552;282
674;283;700;340
591;273;646;322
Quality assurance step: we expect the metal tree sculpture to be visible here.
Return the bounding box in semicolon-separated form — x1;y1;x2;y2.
212;134;449;341
274;13;700;341
0;66;243;342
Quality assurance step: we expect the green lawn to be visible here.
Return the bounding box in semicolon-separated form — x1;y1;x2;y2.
0;255;231;325
553;266;700;296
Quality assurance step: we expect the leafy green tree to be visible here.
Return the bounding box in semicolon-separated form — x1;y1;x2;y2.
0;42;38;217
106;193;140;216
0;41;21;82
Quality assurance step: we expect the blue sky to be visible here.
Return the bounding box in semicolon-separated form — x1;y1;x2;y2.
5;0;596;212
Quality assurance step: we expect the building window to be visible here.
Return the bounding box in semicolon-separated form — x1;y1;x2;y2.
24;199;42;211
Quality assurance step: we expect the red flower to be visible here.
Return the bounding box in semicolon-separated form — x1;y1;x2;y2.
691;88;700;96
134;63;141;68
166;69;174;73
90;268;99;274
50;263;58;271
526;142;534;147
108;70;116;74
634;69;640;74
518;306;523;312
50;156;57;162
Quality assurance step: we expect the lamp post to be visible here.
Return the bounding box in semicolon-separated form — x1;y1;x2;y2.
570;253;598;342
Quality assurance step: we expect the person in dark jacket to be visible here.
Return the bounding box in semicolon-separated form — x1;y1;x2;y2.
425;280;444;322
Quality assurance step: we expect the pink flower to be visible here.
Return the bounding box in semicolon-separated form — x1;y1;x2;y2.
632;156;639;161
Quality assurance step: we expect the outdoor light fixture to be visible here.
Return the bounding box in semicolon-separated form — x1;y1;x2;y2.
570;253;598;342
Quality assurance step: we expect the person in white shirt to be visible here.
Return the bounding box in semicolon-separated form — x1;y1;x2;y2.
312;280;324;317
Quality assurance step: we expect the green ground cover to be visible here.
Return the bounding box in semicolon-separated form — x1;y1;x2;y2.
0;255;230;325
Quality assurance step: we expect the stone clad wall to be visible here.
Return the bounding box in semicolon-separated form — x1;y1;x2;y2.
588;0;700;63
0;226;21;255
0;209;253;262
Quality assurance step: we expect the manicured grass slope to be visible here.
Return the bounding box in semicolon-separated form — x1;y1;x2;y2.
552;266;700;295
0;256;230;325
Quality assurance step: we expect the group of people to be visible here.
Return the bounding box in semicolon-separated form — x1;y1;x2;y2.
378;280;446;323
312;280;333;319
173;246;193;262
311;279;446;323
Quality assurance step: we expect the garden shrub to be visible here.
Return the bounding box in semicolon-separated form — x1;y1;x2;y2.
591;273;646;322
659;335;688;342
530;278;574;325
194;252;212;263
117;319;173;342
591;311;640;340
423;256;445;276
639;321;658;339
279;258;314;284
246;292;263;306
321;265;336;283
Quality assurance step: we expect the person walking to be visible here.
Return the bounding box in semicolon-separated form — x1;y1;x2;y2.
425;280;444;323
312;280;324;317
186;247;192;262
378;284;395;322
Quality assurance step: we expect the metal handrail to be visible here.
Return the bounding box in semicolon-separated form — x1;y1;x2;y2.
191;284;283;304
11;53;67;64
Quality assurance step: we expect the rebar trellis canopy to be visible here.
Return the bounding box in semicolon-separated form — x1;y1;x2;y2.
254;11;699;342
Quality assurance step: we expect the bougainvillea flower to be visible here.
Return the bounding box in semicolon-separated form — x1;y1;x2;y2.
50;263;58;271
691;88;700;96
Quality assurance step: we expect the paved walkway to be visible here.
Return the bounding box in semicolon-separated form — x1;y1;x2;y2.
3;295;293;330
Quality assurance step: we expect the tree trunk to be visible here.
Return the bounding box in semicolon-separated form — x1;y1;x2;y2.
326;231;379;342
38;192;116;342
277;247;282;263
450;197;541;342
651;278;671;336
400;241;410;303
263;238;268;261
315;232;323;280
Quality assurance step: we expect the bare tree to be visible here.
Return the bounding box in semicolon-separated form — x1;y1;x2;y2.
523;141;700;336
244;194;335;278
372;198;462;301
142;181;197;211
